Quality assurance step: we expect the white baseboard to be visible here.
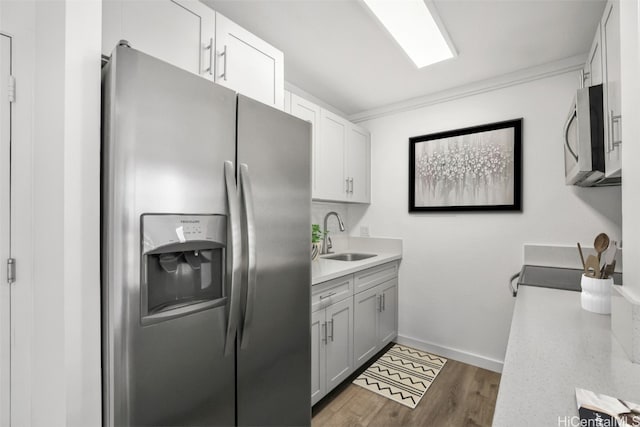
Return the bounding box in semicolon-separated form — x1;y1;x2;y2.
396;334;504;373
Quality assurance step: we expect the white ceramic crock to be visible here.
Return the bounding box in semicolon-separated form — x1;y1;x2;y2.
580;274;613;315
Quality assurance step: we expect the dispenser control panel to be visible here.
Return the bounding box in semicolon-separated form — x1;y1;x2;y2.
141;214;226;254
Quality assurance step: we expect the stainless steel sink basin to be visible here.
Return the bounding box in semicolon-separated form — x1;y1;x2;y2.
322;253;376;261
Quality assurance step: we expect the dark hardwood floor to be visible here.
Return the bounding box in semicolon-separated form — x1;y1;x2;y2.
312;356;501;427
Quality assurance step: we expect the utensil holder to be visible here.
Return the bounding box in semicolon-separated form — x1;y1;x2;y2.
580;275;613;314
311;242;322;261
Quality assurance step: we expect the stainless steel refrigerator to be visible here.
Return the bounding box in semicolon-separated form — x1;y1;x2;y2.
101;44;311;426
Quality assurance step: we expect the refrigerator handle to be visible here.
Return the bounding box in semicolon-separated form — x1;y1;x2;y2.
239;163;257;350
224;161;242;356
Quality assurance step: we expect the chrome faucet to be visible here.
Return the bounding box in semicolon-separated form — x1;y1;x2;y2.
322;211;345;255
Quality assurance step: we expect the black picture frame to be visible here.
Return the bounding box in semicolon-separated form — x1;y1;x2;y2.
409;118;522;212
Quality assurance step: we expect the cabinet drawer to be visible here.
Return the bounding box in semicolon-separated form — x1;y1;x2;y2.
312;275;353;313
354;262;398;294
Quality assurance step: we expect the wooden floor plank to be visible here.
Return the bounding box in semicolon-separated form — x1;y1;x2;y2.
312;357;501;427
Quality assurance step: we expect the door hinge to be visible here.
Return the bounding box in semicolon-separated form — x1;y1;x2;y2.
8;75;15;103
7;258;15;284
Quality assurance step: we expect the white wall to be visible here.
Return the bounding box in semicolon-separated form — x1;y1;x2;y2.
621;0;640;301
611;0;640;363
2;0;102;424
349;71;622;370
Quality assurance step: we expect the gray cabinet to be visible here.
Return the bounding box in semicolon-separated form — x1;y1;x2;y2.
353;278;398;367
325;298;354;391
378;279;398;346
311;275;354;406
353;287;379;366
310;310;325;405
311;260;399;406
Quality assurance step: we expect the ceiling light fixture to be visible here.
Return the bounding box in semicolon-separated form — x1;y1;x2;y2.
362;0;456;68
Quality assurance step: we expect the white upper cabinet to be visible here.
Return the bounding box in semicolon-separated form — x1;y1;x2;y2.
283;90;292;114
314;108;371;203
346;124;371;204
316;109;349;201
601;0;622;177
290;94;322;196
102;1;285;109
585;25;603;86
215;12;284;109
102;0;215;80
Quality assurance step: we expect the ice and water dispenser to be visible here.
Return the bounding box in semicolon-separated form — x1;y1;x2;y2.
140;214;226;324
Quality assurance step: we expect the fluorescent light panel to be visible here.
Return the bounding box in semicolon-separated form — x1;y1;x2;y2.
363;0;454;68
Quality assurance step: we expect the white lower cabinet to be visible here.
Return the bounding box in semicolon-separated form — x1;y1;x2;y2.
311;261;399;406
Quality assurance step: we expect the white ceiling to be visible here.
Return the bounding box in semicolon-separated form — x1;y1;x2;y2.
204;0;606;116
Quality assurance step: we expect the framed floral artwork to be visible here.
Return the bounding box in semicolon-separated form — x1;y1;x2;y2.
409;119;522;212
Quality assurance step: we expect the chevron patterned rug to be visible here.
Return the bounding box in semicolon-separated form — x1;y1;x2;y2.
352;344;447;409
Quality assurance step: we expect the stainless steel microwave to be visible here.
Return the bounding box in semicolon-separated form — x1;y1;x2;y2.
564;84;620;187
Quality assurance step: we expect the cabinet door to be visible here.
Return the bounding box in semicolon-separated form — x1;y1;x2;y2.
581;63;591;88
353;287;380;366
102;0;215;81
283;90;292;114
346;124;371;203
291;95;322;198
316;109;348;202
325;298;354;391
378;279;398;346
602;1;622;177
311;310;326;406
215;12;284;109
587;25;603;86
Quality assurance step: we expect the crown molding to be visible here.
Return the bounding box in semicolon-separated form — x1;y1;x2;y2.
349;53;587;123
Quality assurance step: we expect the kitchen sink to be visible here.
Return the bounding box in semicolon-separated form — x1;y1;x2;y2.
322;253;376;261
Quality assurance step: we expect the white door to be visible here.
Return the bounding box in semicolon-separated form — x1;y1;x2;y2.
0;33;11;427
378;279;398;346
215;12;284;109
602;1;622;177
346;124;370;203
310;310;326;406
353;287;379;366
102;0;215;80
325;298;353;391
290;95;321;197
316;110;347;202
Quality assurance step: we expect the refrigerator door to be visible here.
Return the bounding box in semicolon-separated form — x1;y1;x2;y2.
102;45;237;426
236;95;312;426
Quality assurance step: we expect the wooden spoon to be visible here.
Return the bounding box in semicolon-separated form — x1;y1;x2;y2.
584;255;601;278
594;233;610;263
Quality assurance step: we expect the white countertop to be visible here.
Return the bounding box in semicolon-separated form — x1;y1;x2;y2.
311;236;403;285
493;285;640;426
312;252;402;285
